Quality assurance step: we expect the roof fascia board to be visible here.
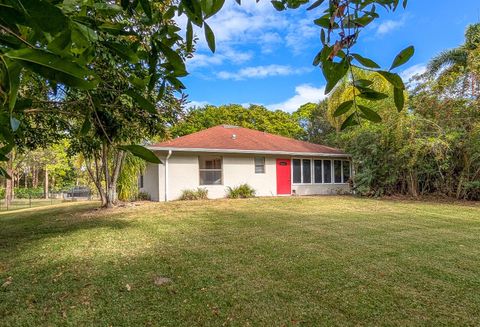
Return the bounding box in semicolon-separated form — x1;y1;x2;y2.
147;146;351;158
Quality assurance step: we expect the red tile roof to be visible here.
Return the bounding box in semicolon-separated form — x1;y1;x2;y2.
150;125;346;155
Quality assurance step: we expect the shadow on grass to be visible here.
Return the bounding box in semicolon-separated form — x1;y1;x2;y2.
0;202;131;252
1;199;480;326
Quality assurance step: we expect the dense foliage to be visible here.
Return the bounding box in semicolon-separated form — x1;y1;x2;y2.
308;24;480;199
171;104;305;139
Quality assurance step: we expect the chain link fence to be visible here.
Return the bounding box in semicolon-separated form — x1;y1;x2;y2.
0;186;95;211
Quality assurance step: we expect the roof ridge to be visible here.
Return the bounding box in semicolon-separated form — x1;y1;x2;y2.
150;124;345;155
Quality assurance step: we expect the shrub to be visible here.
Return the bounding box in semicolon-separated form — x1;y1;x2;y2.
226;184;256;199
136;192;151;201
179;188;208;201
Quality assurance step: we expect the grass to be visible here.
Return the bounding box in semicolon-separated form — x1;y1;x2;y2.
0;196;479;326
0;198;64;211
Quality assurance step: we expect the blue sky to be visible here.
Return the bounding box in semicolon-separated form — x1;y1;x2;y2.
179;0;480;112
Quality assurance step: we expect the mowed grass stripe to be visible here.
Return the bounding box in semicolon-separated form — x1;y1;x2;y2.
0;197;479;326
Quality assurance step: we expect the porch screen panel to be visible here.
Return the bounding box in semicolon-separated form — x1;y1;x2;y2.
314;160;323;183
334;160;342;183
292;159;301;184
342;161;351;183
302;159;311;183
323;160;332;183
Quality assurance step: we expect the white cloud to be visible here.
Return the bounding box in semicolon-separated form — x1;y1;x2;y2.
187;47;253;70
177;0;322;70
375;16;406;37
267;84;327;112
186;100;210;108
285;17;318;54
217;65;312;80
400;64;426;81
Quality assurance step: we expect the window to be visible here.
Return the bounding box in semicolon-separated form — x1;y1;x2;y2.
292;159;301;184
255;157;265;174
323;160;332;183
334;160;342;183
302;159;312;183
139;174;144;188
199;156;222;185
314;160;323;184
292;159;312;184
342;161;351;183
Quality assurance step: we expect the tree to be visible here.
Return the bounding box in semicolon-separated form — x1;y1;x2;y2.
424;23;480;98
171;104;306;139
63;49;184;207
0;0;412;169
292;102;336;144
0;0;224;176
274;0;412;128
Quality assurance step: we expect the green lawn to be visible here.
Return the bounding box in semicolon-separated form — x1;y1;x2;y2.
1;197;479;326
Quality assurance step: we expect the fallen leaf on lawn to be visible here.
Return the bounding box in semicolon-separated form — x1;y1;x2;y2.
126;284;131;291
154;276;172;286
1;276;13;288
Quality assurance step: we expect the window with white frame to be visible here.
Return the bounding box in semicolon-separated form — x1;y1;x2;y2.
199;156;222;185
254;157;265;174
292;159;312;184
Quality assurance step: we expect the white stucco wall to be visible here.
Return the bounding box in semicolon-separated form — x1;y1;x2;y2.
140;162;160;201
141;152;351;201
164;153;278;200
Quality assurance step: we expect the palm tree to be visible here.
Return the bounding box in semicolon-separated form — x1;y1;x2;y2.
425;23;480;98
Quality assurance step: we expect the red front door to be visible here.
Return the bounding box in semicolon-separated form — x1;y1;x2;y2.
276;159;291;195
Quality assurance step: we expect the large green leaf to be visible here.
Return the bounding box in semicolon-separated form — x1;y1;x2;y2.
378;71;405;89
126;89;157;114
307;0;325;10
102;41;139;64
205;0;225;18
19;0;68;34
157;43;186;75
390;46;415;70
182;0;203;27
333;100;354;117
186;20;193;52
351;53;380;69
5;48;98;89
394;87;405;112
118;145;162;164
5;61;21;111
358;89;389;101
204;22;216;53
341;113;358;130
359;105;382;122
323;59;349;94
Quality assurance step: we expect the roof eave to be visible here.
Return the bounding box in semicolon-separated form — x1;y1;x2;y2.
146;146;351;158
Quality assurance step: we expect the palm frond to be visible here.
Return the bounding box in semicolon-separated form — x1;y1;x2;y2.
426;48;468;77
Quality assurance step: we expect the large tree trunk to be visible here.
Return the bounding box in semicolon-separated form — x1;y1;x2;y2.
102;144;125;208
84;145;125;209
85;156;106;206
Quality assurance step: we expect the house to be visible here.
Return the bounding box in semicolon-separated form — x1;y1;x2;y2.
141;125;352;201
